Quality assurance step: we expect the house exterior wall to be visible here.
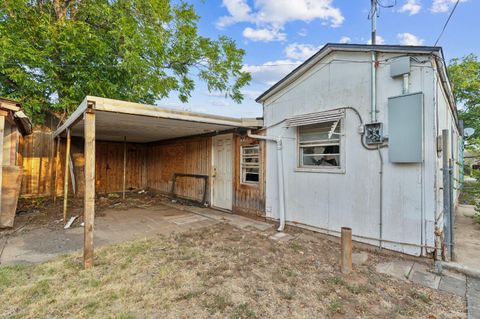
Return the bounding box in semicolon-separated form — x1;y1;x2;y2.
146;136;211;202
233;134;266;217
20;130;266;218
263;50;459;256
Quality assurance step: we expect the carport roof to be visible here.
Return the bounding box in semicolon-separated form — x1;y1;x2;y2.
54;96;263;143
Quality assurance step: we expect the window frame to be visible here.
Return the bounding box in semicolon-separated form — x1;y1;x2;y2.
295;117;346;174
240;144;261;185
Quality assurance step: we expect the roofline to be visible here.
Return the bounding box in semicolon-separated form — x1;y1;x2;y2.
54;96;263;138
0;98;33;135
256;43;443;103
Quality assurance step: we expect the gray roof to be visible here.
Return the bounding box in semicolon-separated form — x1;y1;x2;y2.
256;43;445;103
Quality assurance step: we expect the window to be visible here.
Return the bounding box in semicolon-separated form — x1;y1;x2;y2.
241;145;260;184
298;120;342;169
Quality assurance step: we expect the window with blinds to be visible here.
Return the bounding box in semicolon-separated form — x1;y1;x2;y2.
298;120;342;169
241;145;260;184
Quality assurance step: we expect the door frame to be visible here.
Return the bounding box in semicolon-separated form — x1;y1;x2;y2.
210;133;234;211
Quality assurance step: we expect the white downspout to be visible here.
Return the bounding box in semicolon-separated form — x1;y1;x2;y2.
247;130;286;231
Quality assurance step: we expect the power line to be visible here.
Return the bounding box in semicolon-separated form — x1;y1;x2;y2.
433;0;460;47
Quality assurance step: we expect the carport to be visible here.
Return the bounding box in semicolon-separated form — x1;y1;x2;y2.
53;96;262;268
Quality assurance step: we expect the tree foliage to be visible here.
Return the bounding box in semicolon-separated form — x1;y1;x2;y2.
0;0;251;121
448;54;480;144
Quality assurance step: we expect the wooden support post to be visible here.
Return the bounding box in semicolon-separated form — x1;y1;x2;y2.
341;227;352;274
53;137;60;205
84;107;95;269
0;115;5;213
63;129;71;224
122;136;126;199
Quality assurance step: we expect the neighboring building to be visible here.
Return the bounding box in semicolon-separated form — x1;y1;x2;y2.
0;98;32;228
256;44;461;257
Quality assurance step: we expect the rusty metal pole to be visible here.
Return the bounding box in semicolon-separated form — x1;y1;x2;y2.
341;227;352;274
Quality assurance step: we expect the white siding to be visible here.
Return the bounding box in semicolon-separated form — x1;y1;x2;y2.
263;50;456;256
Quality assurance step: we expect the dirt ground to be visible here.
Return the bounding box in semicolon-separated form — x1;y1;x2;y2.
454;204;480;269
4;190;176;236
0;195;466;319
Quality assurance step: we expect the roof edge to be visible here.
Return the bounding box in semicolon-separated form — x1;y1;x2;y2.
256;43;443;103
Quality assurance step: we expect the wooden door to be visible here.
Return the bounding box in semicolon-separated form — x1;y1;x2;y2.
212;134;233;210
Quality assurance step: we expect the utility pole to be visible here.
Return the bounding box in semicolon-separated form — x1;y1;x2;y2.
371;0;377;44
369;0;378;122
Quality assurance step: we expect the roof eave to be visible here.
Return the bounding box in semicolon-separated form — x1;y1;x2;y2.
256;43;443;104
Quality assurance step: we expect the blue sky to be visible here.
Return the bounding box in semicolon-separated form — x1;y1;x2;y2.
161;0;480;118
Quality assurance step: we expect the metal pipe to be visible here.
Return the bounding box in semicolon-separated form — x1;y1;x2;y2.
247;130;286;231
341;227;353;274
403;73;409;94
377;146;383;249
371;52;377;122
442;129;452;260
370;0;377;122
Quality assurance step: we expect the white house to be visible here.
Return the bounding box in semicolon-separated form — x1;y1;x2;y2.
256;44;461;257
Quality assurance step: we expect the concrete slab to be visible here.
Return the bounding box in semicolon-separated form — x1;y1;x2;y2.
439;275;467;296
352;252;369;265
171;215;209;225
467;277;480;319
408;263;441;289
0;205;218;266
177;205;273;231
375;261;414;281
269;232;294;242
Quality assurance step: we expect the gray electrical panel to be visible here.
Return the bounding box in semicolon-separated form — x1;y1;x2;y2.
390;56;411;77
388;92;423;163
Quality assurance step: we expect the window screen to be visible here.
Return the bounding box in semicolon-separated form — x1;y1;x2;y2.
298;120;341;168
241;145;260;184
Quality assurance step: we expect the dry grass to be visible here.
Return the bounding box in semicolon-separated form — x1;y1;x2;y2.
0;224;465;318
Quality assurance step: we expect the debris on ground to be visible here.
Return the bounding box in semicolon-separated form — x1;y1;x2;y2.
64;216;78;229
8;190;173;235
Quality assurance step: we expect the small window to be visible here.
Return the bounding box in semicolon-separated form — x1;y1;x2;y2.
241;145;260;184
298;120;342;169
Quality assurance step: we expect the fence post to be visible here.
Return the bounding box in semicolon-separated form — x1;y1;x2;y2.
341;227;352;274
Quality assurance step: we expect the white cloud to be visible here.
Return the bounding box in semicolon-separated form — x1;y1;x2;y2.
217;0;253;27
284;43;320;60
241;89;263;99
218;0;345;33
399;0;421;15
298;28;308;37
339;36;351;43
242;60;302;86
367;35;385;44
242;27;286;42
431;0;466;13
397;32;424;45
210;99;230;107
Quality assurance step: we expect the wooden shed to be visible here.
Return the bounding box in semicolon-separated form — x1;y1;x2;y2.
0;98;32;228
53;96;264;268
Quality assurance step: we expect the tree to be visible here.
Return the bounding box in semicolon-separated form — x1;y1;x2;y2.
448;54;480;144
0;0;251;121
